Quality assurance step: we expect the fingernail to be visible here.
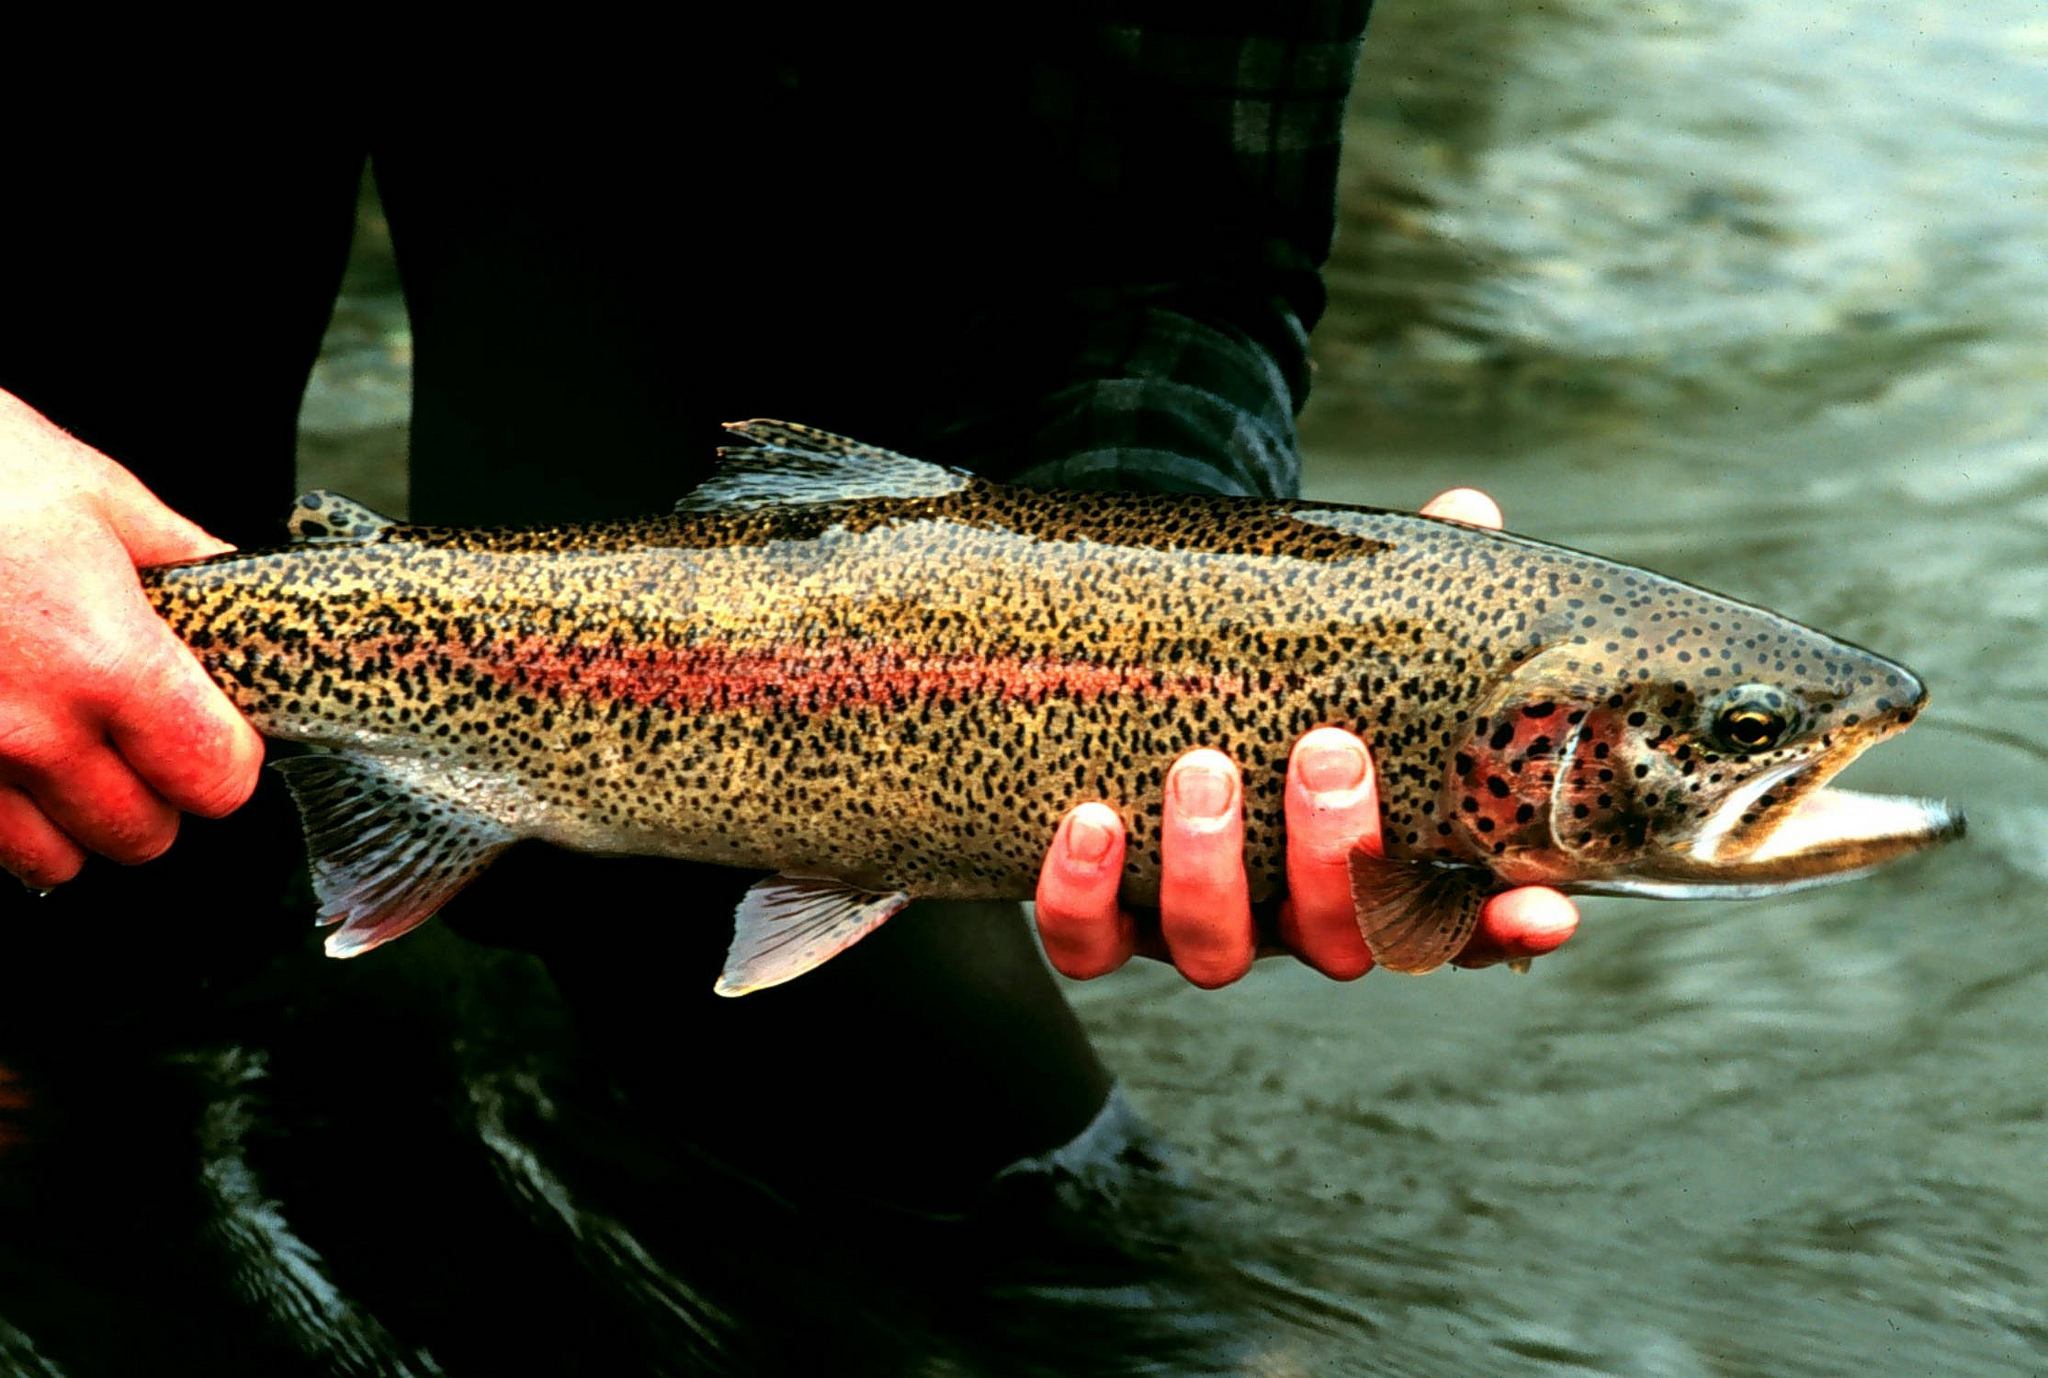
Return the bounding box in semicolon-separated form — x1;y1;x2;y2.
1173;762;1233;819
1300;741;1367;794
1067;812;1114;866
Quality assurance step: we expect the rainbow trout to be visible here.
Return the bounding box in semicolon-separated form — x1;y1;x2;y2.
141;423;1961;993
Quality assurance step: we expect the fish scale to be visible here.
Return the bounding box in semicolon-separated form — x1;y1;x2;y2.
139;422;1960;992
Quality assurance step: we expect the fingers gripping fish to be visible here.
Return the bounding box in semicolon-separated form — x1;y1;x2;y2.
140;423;1963;994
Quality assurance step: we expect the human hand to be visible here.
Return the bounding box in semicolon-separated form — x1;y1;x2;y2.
1034;486;1581;987
0;390;264;888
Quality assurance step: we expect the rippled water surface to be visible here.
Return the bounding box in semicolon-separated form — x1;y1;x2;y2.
1053;1;2047;1373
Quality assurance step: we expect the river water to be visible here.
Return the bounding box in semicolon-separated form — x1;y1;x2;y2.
286;3;2047;1374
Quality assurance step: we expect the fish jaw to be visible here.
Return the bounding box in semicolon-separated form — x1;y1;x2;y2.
1571;708;1966;898
1570;786;1964;899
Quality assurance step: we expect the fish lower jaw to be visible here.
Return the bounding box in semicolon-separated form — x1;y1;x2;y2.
1736;786;1964;868
1634;784;1963;896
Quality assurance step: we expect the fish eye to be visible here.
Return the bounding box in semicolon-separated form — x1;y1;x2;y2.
1708;685;1797;753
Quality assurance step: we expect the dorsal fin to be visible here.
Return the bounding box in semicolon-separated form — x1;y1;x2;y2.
288;491;397;543
677;420;973;512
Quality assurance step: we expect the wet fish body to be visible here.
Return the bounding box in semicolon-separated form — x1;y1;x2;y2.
141;424;1961;991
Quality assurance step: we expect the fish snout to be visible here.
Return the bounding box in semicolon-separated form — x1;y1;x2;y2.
1819;654;1927;737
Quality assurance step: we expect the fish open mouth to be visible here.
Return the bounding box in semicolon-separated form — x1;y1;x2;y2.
1623;759;1966;898
1574;756;1965;902
1733;780;1964;869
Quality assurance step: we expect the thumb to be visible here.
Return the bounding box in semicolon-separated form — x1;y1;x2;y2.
97;465;234;568
0;390;233;568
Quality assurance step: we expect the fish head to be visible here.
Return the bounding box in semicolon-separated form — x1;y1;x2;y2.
1435;613;1962;898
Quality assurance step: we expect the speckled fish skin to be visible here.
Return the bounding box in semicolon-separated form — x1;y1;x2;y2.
137;423;1959;977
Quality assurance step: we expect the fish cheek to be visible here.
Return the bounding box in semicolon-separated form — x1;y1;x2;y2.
1547;705;1706;871
1441;696;1587;872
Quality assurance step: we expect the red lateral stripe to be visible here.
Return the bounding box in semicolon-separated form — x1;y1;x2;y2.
336;633;1232;713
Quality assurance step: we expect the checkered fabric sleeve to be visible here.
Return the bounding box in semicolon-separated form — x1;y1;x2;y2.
952;3;1371;501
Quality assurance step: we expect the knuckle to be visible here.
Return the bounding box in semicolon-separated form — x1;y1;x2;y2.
0;708;76;778
65;630;165;715
117;690;260;818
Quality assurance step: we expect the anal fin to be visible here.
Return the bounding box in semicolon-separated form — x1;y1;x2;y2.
1348;849;1492;975
715;875;910;997
273;753;514;958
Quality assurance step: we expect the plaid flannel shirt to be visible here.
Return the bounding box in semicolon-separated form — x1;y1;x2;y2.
933;4;1372;501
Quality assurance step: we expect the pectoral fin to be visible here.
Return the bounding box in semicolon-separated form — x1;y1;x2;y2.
273;753;513;958
1347;850;1492;974
715;875;911;997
